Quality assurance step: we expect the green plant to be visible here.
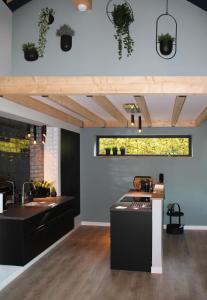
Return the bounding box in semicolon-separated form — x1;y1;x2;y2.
112;3;134;60
112;147;118;150
51;186;56;193
56;24;75;37
33;180;53;189
158;33;174;43
22;43;37;52
120;146;125;150
38;7;55;57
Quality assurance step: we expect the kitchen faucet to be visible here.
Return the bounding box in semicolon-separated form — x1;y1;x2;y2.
22;182;36;205
5;181;15;204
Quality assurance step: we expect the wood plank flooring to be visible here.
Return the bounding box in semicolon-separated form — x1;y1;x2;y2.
0;226;207;300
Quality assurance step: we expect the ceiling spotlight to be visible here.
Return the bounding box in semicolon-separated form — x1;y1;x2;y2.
131;114;135;126
73;0;92;11
138;116;142;133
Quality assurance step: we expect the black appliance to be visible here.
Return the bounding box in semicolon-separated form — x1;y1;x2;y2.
120;196;151;203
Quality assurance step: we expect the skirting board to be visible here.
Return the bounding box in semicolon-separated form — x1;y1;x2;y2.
151;267;163;274
0;228;76;292
163;225;207;230
81;221;110;227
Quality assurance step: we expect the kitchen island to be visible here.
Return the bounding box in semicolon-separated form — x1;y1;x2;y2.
111;184;164;274
0;196;75;266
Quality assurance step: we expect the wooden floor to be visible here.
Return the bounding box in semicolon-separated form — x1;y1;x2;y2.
0;226;207;300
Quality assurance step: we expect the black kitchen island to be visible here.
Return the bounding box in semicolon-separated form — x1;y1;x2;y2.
0;196;75;266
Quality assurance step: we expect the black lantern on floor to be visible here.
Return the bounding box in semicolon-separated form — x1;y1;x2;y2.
156;0;177;59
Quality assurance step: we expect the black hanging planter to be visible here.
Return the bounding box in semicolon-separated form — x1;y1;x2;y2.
24;49;38;62
105;148;111;156
159;39;173;56
48;14;54;25
60;35;72;52
112;148;118;156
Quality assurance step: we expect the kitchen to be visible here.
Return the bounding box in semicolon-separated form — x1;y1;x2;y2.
0;0;207;299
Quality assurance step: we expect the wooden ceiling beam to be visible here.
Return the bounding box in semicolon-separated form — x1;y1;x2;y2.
195;106;207;126
2;76;207;95
134;95;152;127
3;95;83;127
91;96;127;125
171;96;186;127
48;95;105;126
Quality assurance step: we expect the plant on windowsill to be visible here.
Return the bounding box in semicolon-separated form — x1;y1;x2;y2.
38;7;55;57
33;180;53;198
50;186;57;197
22;43;39;61
111;2;134;60
112;147;118;156
120;146;126;156
56;24;75;52
105;147;111;156
158;33;175;56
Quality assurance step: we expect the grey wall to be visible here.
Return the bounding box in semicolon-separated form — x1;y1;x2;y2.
0;1;12;75
12;0;207;75
80;123;207;225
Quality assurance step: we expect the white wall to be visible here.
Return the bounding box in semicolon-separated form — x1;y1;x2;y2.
11;0;207;75
0;1;12;75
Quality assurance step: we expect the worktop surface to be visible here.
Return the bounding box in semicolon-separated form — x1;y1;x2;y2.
0;196;74;220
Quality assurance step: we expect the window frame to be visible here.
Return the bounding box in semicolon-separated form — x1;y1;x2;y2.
96;135;192;157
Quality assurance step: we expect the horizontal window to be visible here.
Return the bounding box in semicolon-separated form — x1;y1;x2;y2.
96;135;192;157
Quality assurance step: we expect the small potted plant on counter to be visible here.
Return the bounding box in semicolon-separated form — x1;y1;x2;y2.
120;146;126;156
22;43;39;61
158;33;175;56
105;147;111;156
50;186;57;197
56;24;75;52
112;147;118;156
33;180;52;198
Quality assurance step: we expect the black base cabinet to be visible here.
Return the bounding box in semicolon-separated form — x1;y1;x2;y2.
110;210;152;272
0;198;74;266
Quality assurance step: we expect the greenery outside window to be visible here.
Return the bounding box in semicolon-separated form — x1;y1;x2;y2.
96;135;192;157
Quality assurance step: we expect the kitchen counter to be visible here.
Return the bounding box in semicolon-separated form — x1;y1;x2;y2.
0;196;74;220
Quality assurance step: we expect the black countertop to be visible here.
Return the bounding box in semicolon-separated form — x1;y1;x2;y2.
0;196;74;220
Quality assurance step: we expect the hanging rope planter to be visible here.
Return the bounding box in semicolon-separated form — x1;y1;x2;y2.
156;0;177;59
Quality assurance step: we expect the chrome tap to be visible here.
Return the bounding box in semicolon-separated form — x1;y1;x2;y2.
5;181;15;204
22;182;36;205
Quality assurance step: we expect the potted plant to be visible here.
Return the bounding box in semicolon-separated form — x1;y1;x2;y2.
111;3;134;60
112;147;118;156
105;147;111;156
33;180;52;198
120;146;126;156
38;7;55;57
50;186;57;197
22;43;38;61
158;33;175;56
56;24;75;52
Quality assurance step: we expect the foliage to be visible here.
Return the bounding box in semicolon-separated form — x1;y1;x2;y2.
112;3;134;60
38;7;55;57
56;24;75;37
51;186;56;193
158;33;175;43
99;137;190;156
0;138;29;153
22;43;37;52
33;180;53;188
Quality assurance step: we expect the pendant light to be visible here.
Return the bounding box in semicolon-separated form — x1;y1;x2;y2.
33;126;37;145
73;0;92;11
26;124;31;138
156;0;177;59
131;114;135;126
138;116;142;133
41;126;46;144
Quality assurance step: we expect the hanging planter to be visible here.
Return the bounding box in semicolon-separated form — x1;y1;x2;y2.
156;0;177;59
22;43;39;61
56;24;75;52
106;0;134;60
105;148;111;156
112;147;118;156
38;7;55;57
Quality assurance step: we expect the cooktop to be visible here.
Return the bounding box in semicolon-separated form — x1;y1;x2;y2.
120;196;151;203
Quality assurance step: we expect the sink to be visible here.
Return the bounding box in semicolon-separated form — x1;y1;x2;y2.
24;201;57;207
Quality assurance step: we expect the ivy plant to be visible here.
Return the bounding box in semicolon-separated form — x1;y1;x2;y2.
112;3;134;60
38;7;55;57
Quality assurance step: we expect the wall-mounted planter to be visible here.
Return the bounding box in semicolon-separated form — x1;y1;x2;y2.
24;49;38;61
61;35;72;52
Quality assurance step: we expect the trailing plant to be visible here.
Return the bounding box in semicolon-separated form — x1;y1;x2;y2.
38;7;55;57
158;33;174;43
112;3;134;60
56;24;75;37
22;43;38;52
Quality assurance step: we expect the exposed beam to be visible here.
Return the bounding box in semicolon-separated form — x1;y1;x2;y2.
195;106;207;126
134;95;152;127
2;77;207;95
91;96;127;125
48;95;105;126
3;95;83;127
171;96;186;127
